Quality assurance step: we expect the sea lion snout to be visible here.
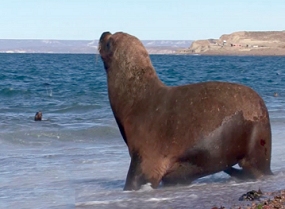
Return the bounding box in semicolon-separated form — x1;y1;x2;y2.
99;32;112;55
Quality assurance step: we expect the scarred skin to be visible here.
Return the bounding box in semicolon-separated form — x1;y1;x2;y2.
99;31;273;191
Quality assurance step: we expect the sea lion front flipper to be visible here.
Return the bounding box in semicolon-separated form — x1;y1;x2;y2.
124;152;148;191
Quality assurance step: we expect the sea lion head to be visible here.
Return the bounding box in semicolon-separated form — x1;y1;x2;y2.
98;32;156;80
34;111;42;121
98;31;164;119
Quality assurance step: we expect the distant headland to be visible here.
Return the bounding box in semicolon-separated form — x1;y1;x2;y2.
1;31;285;55
183;31;285;56
0;39;192;55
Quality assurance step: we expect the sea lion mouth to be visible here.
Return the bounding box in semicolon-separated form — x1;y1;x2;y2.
98;31;112;56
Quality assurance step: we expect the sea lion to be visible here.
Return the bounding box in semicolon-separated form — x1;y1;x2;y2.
99;31;273;191
34;111;42;121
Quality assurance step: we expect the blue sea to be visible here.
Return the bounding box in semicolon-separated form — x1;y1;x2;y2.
0;54;285;209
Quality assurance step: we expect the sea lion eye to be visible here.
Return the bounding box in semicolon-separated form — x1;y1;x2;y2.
106;41;111;51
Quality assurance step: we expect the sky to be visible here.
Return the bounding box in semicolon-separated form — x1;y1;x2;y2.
1;0;285;40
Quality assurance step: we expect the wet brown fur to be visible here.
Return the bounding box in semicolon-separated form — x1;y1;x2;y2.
99;31;272;191
34;111;42;121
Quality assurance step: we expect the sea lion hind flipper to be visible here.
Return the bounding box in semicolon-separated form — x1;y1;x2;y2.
224;167;255;180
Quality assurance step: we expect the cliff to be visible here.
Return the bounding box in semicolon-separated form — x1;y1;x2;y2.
187;31;285;55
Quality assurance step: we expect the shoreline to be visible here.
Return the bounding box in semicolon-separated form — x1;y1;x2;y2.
181;47;285;56
1;51;285;56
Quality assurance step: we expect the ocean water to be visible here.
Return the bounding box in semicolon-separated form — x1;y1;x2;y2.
0;54;285;209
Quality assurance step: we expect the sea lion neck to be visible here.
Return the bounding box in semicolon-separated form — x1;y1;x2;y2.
107;65;165;118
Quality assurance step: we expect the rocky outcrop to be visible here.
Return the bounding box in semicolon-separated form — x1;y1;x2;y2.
187;31;285;55
188;40;211;53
